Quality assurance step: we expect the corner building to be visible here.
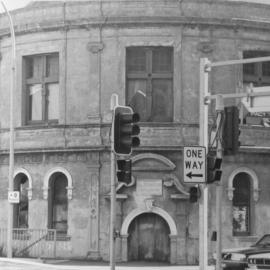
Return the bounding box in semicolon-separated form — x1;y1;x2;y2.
0;0;270;264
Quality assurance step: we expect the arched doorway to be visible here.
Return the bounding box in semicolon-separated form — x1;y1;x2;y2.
128;213;170;262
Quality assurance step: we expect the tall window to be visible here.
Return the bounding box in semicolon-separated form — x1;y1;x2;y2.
23;53;59;125
126;47;173;122
13;174;28;228
243;51;270;86
48;173;68;238
243;51;270;126
232;173;251;236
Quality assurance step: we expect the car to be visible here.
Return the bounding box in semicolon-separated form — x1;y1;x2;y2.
220;234;270;270
247;252;270;269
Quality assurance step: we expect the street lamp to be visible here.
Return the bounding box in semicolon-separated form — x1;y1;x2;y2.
1;0;16;258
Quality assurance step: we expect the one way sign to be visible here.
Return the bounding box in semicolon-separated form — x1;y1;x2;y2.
183;146;206;183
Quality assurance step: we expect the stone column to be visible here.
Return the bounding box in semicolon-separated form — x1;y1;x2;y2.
121;234;128;262
88;172;100;259
169;234;177;264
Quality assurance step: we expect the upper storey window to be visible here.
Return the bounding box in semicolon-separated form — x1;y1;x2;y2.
126;47;173;122
23;53;59;125
243;51;270;126
243;51;270;86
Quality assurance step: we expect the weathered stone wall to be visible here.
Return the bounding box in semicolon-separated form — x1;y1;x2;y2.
0;0;269;264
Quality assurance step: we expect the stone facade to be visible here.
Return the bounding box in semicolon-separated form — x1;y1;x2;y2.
0;0;269;264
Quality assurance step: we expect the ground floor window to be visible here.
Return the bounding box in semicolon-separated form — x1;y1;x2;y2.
232;173;251;236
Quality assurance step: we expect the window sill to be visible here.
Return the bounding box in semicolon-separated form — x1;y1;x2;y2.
233;235;258;242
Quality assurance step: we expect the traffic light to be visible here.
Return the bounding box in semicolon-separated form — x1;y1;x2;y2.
207;155;222;184
222;106;240;155
116;159;132;185
113;106;140;155
189;186;200;203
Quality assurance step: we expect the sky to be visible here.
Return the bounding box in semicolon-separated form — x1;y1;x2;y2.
0;0;269;12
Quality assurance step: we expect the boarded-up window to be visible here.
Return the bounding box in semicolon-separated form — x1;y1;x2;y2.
23;53;59;125
126;47;173;122
232;173;251;236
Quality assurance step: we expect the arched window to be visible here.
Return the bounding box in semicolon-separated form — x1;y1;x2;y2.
232;173;251;236
13;174;29;228
48;172;68;238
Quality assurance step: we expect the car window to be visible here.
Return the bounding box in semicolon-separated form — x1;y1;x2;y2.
255;235;270;246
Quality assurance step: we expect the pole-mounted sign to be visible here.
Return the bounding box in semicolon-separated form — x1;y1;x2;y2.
183;146;206;183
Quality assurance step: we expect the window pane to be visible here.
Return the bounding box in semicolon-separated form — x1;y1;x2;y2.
126;48;147;73
52;175;67;233
233;177;250;204
25;57;34;79
29;84;42;121
262;61;270;76
151;79;173;122
127;80;147;121
233;206;249;234
243;63;255;76
152;48;173;73
47;83;59;120
46;54;59;78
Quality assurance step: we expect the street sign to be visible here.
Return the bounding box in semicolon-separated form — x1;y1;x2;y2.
8;191;20;204
183;146;206;183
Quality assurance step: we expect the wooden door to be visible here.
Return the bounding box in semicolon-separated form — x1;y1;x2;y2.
128;213;170;262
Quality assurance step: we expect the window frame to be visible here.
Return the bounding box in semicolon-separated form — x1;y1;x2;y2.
126;46;174;122
23;52;59;126
232;175;251;236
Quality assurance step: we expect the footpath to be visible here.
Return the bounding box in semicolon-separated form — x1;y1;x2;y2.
0;257;216;270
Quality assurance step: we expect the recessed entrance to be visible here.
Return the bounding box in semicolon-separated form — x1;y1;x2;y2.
128;213;170;262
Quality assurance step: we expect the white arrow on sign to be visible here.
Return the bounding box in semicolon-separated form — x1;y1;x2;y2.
183;146;206;183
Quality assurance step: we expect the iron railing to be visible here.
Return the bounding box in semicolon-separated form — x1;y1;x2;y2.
0;228;57;258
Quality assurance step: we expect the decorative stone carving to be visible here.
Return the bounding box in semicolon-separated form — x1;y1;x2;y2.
131;153;176;171
145;199;154;211
227;187;235;201
87;42;104;53
89;173;99;251
197;41;214;53
26;187;33;201
42;186;49;200
66;186;73;200
116;176;136;192
163;174;189;196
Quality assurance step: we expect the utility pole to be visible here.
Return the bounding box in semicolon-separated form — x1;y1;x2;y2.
1;1;16;258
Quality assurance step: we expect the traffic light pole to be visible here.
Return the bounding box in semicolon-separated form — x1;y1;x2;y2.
215;96;224;270
110;94;118;270
199;58;210;270
200;55;270;270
